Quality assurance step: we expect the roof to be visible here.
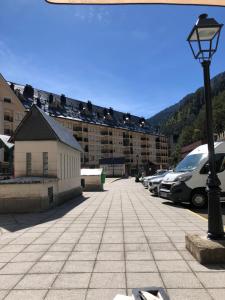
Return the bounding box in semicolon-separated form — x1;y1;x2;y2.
36;106;83;152
9;82;165;137
13;105;83;152
81;168;103;176
0;135;14;149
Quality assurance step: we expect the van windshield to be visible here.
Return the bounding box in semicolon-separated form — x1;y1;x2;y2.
175;154;204;172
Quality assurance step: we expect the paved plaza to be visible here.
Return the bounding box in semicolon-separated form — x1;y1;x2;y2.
0;178;225;299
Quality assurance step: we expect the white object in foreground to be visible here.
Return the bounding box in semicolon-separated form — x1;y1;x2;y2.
140;290;163;300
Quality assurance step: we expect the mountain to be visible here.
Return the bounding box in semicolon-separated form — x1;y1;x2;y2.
148;71;225;141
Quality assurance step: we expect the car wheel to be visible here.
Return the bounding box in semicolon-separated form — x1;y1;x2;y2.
191;191;207;208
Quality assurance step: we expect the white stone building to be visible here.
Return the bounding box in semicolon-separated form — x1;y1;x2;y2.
0;105;83;213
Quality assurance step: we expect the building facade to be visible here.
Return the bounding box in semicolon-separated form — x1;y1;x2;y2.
0;73;169;174
0;105;82;213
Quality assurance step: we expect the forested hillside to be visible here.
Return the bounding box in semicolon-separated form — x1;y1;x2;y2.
148;71;225;152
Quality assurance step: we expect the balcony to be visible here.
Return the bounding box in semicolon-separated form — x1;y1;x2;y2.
123;151;130;155
4;115;13;122
73;126;82;131
4;129;13;136
101;131;108;135
101;140;113;145
101;149;113;154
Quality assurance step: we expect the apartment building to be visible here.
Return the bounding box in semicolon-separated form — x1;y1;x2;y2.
0;73;169;175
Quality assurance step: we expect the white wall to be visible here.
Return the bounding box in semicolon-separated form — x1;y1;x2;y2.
57;141;81;193
14;140;81;194
14;141;58;177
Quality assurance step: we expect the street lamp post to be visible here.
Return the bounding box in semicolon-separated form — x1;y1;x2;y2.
136;154;139;174
187;14;224;240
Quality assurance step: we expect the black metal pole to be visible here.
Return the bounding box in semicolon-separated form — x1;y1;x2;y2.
202;60;225;240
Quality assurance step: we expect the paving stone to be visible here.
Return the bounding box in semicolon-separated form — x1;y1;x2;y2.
0;253;17;263
11;252;44;262
23;244;50;252
86;289;126;300
147;236;170;243
102;233;123;243
126;251;153;260
188;260;225;272
0;244;26;253
196;272;225;288
48;243;74;252
0;262;34;274
149;243;176;251
29;261;64;273
208;288;225;299
40;251;70;261
97;251;124;261
45;289;86;300
126;260;157;272
153;250;183;260
90;272;126;288
179;250;196;260
53;273;91;288
162;273;203;288
125;243;149;252
126;272;163;288
15;274;57;289
167;289;211;300
156;260;191;272
5;289;47;300
69;251;97;261
94;261;125;272
62;261;94;273
0;178;224;299
0;275;22;289
0;291;8;300
75;243;99;251
99;243;124;252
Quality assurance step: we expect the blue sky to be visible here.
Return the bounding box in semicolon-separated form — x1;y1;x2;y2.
0;0;225;118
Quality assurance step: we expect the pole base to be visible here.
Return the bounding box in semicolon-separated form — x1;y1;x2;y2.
186;234;225;264
207;232;225;240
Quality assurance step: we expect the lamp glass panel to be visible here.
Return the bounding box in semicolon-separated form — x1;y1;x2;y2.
189;27;220;41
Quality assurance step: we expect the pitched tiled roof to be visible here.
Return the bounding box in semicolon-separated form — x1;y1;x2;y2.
35;106;83;152
10;82;161;136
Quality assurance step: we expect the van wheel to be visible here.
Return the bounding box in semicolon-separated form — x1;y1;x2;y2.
191;191;207;208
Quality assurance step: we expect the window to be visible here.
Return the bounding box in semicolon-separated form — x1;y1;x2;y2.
26;153;32;176
200;154;225;174
43;152;48;176
4;98;11;103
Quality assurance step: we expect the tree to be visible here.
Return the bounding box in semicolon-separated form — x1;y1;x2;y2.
23;84;34;99
60;94;66;106
87;101;93;112
48;94;54;105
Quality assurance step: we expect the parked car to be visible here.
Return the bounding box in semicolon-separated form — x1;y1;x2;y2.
159;142;225;208
148;171;172;195
142;169;168;188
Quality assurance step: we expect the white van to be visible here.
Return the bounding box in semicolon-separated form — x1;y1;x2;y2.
159;142;225;208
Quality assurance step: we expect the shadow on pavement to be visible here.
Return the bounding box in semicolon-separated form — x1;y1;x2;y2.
161;200;225;225
0;195;89;233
